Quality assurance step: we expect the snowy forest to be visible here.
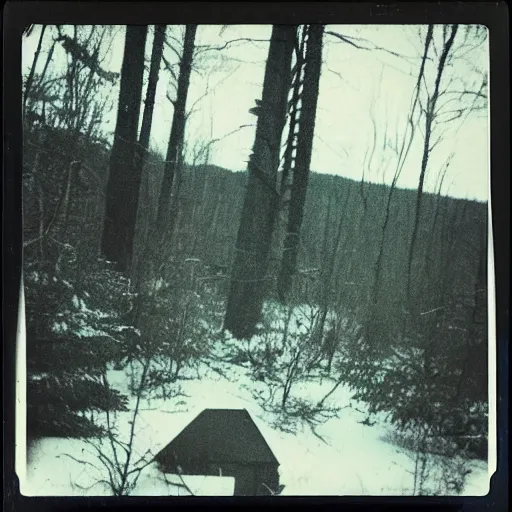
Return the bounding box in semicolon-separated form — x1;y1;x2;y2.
21;23;490;496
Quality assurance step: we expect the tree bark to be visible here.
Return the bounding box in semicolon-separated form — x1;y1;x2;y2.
224;25;297;339
156;24;197;235
277;24;324;302
270;27;307;275
101;25;148;272
133;25;166;280
280;26;307;195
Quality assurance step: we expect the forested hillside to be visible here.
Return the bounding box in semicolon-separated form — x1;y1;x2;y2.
24;126;488;446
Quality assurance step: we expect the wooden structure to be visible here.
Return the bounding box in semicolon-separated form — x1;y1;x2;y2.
154;408;280;496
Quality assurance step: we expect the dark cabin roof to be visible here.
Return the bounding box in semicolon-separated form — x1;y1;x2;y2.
154;408;279;466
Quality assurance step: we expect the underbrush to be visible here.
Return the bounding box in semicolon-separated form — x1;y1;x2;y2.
216;301;359;435
132;258;227;399
382;426;475;495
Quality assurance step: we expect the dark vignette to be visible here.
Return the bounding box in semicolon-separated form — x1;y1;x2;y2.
3;2;509;512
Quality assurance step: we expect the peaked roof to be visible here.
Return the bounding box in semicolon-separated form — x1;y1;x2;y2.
154;408;279;466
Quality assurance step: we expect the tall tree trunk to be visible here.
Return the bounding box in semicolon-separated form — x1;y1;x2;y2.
271;26;307;275
312;187;334;352
137;24;166;169
133;25;166;281
224;25;296;339
315;185;351;360
277;24;324;302
156;24;197;235
132;25;196;327
101;25;148;272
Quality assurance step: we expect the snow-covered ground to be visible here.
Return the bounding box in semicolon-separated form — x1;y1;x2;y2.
22;343;489;497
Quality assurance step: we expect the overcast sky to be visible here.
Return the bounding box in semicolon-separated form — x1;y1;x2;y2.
22;24;489;201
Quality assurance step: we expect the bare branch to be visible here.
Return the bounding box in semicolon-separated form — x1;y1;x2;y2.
325;66;358;91
58;452;102;472
443;89;487;100
191;123;254;164
195;37;270;54
185;62;240;122
162;54;179;84
166;91;176;106
163;37;183;62
325;30;424;63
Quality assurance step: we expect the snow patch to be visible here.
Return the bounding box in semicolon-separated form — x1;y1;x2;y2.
24;306;490;497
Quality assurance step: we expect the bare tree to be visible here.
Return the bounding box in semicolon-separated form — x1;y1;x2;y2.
23;25;119;262
132;25;197;328
406;24;458;306
403;25;488;311
317;184;353;369
156;24;197;235
365;25;433;344
270;26;308;277
280;25;308;196
136;25;166;180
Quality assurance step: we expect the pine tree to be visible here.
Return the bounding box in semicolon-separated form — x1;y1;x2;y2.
26;266;131;440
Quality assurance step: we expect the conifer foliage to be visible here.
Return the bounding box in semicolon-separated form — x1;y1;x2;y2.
25;264;132;439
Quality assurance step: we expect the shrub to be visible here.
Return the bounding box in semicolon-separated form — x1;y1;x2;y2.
25;260;133;439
